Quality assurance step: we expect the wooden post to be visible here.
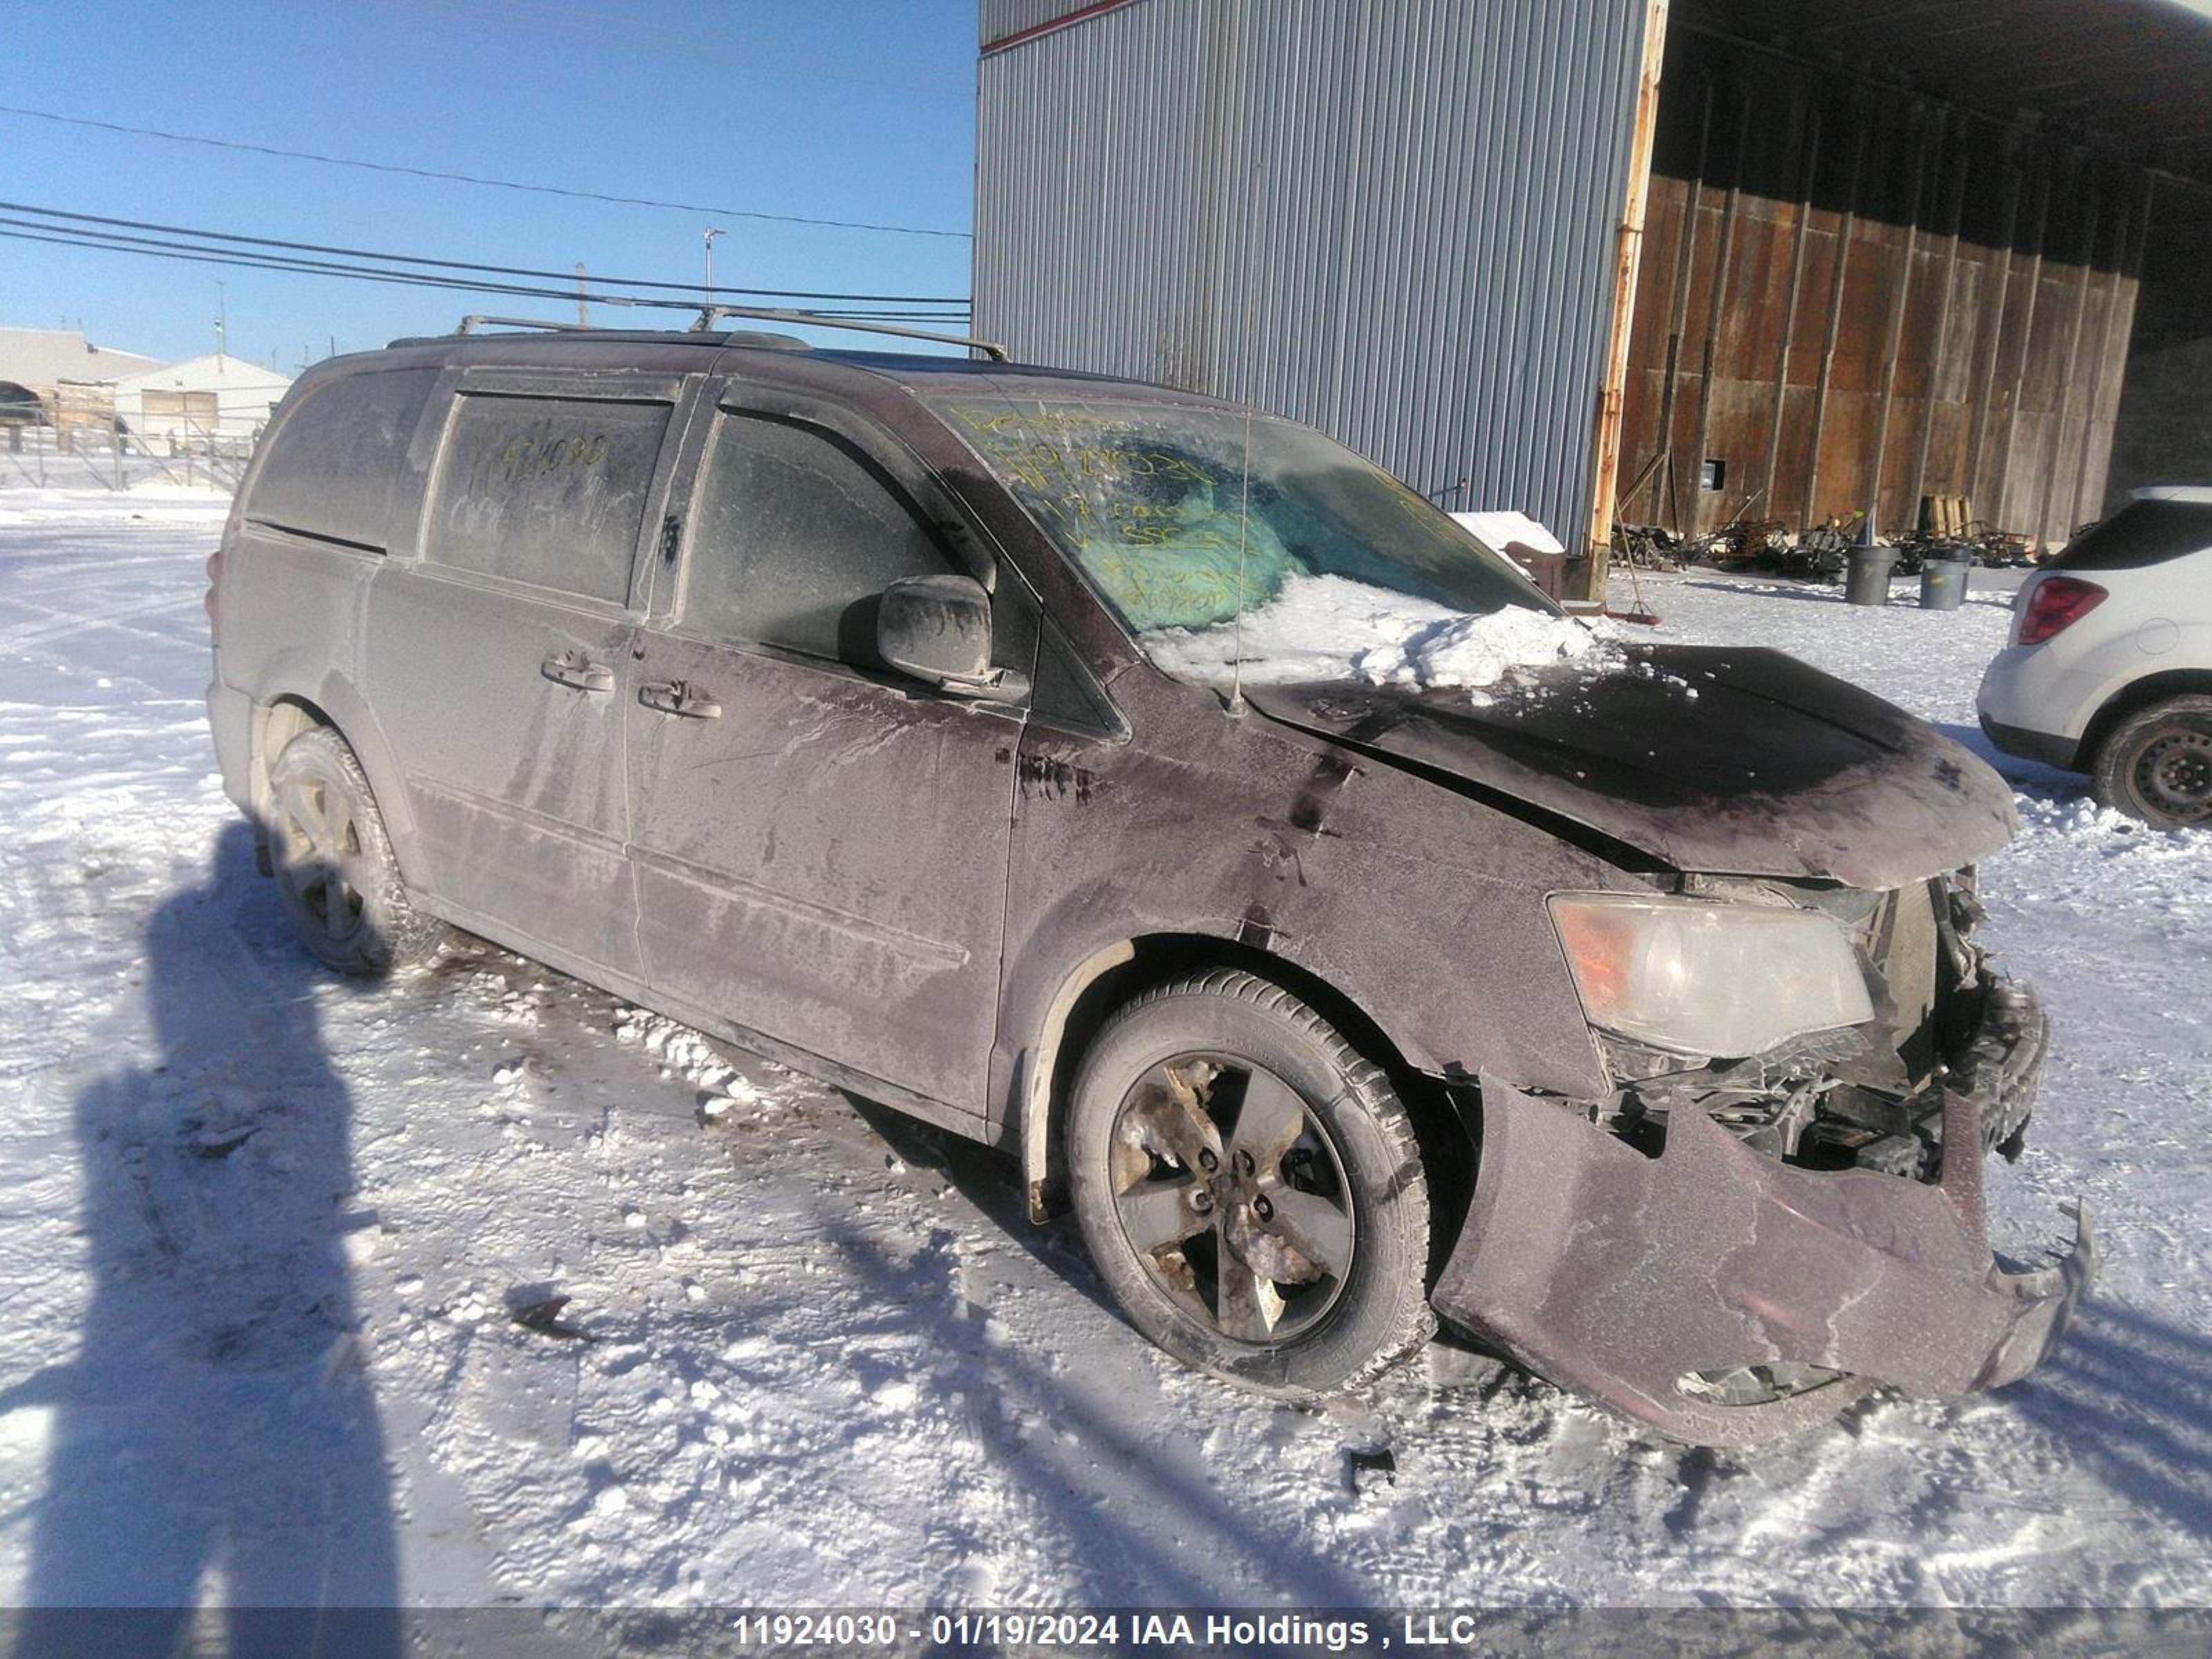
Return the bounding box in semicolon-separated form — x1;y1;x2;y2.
1908;111;1972;516
1761;91;1821;514
1867;100;1936;535
1801;111;1871;529
1689;95;1754;538
1991;151;2056;538
1575;0;1670;604
2038;162;2103;543
1965;140;2027;510
1646;71;1713;523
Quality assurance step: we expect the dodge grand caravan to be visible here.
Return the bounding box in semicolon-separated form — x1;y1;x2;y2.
206;319;2090;1447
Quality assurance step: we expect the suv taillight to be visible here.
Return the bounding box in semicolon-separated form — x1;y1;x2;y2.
2019;576;2106;646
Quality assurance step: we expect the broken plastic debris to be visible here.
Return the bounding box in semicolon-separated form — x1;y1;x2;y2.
509;1294;598;1343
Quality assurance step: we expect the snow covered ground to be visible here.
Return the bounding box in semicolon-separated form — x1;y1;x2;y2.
0;493;2206;1621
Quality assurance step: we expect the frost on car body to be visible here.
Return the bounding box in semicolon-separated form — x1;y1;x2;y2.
207;326;2090;1447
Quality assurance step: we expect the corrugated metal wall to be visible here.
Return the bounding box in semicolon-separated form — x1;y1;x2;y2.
974;0;1653;545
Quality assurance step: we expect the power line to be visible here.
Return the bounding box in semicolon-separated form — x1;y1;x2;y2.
0;104;974;241
0;200;970;305
0;227;969;323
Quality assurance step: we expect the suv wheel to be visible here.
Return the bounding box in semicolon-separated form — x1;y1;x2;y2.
1067;969;1434;1397
268;727;446;973
2093;695;2212;830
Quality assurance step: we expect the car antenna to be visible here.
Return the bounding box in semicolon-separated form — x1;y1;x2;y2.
1226;167;1262;720
1228;399;1255;718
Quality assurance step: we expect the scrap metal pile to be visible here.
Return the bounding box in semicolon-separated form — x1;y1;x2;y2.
1615;492;2041;581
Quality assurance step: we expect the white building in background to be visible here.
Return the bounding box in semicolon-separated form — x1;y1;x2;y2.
111;353;292;447
0;326;162;418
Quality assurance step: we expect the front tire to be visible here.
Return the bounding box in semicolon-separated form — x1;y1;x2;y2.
267;727;445;974
1067;969;1434;1398
2092;695;2212;830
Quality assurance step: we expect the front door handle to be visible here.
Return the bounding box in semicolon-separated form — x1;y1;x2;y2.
638;679;722;720
541;650;615;693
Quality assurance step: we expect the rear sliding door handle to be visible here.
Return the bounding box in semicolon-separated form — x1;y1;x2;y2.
541;650;615;693
638;679;722;720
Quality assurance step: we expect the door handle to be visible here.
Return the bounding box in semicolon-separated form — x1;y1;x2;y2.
638;679;722;720
541;650;615;693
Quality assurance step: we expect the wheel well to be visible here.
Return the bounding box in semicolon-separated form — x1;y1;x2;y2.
250;695;335;849
1030;935;1476;1257
2081;670;2212;767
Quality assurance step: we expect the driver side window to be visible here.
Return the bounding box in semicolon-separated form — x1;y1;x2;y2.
682;411;953;662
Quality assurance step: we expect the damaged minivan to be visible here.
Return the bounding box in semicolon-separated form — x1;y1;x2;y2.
206;319;2091;1447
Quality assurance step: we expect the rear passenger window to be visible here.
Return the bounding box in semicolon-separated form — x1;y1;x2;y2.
684;413;951;660
247;368;435;550
426;393;671;604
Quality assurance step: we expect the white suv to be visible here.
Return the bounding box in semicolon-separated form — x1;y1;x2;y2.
1978;487;2212;828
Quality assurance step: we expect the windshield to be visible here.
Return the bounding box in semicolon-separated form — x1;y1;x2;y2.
929;396;1555;668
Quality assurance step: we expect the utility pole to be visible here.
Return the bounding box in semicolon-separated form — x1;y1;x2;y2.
215;281;227;358
576;263;590;326
702;227;727;312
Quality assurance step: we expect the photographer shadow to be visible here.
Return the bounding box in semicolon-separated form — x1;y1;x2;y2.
1;823;399;1658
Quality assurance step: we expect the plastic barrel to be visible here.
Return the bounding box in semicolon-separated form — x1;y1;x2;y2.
1918;556;1970;612
1845;546;1902;606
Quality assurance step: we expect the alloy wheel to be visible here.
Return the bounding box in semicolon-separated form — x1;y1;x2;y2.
1107;1053;1355;1344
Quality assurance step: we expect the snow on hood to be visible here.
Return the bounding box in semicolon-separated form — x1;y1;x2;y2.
1137;573;1617;697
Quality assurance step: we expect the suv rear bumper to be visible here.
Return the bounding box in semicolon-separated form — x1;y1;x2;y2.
1978;711;2079;771
1432;986;2093;1448
207;677;254;816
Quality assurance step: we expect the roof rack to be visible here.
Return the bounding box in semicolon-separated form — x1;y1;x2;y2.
450;313;809;350
456;314;599;335
690;304;1010;362
446;308;1011;363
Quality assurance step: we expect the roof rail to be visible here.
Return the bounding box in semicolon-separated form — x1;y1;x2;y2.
442;313;810;351
456;315;601;335
689;303;1011;362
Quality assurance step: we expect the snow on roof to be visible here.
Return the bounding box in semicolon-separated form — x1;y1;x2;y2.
0;326;164;388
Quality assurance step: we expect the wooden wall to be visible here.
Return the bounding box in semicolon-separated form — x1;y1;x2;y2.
1617;27;2148;546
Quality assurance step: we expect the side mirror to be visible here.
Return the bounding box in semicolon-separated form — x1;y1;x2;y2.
877;573;1029;702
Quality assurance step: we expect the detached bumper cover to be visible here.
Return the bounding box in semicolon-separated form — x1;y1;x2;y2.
1434;1039;2094;1448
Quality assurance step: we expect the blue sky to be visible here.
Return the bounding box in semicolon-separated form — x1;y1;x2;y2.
0;0;977;368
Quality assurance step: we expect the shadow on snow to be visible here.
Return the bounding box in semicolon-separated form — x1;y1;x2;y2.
1;823;400;1658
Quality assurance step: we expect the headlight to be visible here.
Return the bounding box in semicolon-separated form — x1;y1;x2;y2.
1549;892;1875;1058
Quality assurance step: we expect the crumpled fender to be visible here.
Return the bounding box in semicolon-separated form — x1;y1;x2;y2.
1432;1078;2096;1448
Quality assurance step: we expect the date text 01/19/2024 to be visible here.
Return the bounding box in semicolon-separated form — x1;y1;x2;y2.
723;1612;1484;1651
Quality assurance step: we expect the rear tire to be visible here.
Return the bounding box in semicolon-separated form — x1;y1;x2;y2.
2092;695;2212;830
1066;969;1434;1398
267;727;445;974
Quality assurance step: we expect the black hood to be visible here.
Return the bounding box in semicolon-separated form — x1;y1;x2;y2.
1245;644;2016;889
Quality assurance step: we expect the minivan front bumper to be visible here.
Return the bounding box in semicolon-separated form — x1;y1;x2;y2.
1433;1004;2093;1447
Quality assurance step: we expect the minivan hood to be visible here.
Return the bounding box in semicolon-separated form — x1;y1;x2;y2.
1245;644;2016;889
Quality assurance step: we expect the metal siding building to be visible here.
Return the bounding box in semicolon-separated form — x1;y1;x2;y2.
974;0;1658;552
